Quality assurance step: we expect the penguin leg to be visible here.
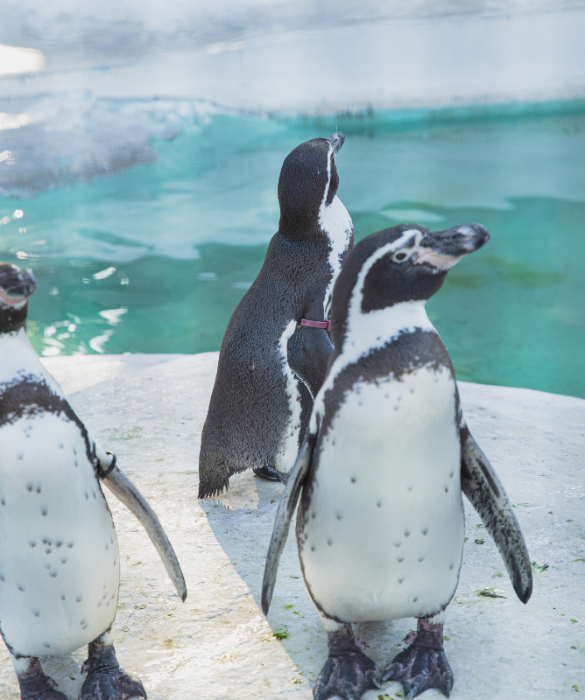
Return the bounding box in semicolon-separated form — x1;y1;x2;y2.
252;465;282;481
382;612;454;699
10;654;67;700
79;627;146;700
313;617;382;700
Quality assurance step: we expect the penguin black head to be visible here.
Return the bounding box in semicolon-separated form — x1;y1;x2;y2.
278;132;345;239
0;262;36;334
330;222;489;348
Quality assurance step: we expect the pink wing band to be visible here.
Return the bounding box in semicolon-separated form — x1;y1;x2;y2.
301;318;331;332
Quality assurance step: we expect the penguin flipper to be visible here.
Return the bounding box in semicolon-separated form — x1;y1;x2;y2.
460;426;533;604
97;450;188;602
262;433;316;615
288;325;333;399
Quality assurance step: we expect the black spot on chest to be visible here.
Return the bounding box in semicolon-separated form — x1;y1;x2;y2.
298;329;456;528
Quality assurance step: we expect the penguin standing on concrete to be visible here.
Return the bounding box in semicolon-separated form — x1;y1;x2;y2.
198;132;354;497
0;263;187;700
262;223;532;699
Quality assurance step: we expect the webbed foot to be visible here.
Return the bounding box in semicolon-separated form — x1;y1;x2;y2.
16;658;68;700
383;619;453;699
253;465;282;482
79;642;146;700
314;625;382;700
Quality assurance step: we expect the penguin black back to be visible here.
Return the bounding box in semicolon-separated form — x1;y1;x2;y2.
198;132;353;498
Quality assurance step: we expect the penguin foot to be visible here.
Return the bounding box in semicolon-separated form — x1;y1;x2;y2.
253;465;283;482
79;642;146;700
16;658;68;700
382;619;453;699
314;625;382;700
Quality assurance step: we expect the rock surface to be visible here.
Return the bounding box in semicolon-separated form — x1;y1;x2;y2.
1;352;583;699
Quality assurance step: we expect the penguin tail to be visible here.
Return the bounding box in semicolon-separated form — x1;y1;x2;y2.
198;476;230;499
197;450;235;499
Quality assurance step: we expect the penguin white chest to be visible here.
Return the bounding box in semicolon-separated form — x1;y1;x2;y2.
299;365;465;623
0;412;120;657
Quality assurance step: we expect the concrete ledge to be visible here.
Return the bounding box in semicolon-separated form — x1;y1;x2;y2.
1;352;583;699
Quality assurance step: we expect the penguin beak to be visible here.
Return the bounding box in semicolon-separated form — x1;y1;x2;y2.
416;223;490;271
0;265;36;305
327;131;345;154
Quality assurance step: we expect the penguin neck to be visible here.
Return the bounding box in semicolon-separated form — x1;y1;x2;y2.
341;299;435;359
278;196;351;246
0;300;28;334
311;300;436;434
0;325;44;387
278;211;321;242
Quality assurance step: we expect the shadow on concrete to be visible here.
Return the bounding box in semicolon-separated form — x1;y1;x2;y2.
199;471;408;689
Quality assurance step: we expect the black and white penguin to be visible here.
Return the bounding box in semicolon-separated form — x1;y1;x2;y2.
0;263;187;700
198;132;354;497
262;223;533;699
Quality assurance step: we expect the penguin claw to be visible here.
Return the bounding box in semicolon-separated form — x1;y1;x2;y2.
405;681;423;699
15;659;68;700
19;683;68;700
253;465;283;482
313;650;381;700
441;678;453;698
382;666;397;682
383;622;454;699
22;689;68;700
79;644;146;700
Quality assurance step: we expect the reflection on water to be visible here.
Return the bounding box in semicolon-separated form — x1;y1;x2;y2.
0;44;45;77
0;104;584;397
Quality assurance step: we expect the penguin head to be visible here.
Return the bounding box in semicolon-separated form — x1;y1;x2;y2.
330;222;489;347
0;262;36;333
277;132;344;238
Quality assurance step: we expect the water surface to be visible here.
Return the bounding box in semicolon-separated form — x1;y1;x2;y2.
1;101;584;397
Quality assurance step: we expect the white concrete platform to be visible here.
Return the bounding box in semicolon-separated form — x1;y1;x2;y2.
1;352;583;699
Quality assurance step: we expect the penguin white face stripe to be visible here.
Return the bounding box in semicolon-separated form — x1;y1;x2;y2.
319;144;354;319
347;229;422;329
321;145;333;206
310;230;434;433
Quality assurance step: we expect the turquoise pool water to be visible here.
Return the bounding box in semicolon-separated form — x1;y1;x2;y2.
1;103;584;397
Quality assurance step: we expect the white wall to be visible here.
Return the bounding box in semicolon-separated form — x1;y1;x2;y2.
1;0;585;113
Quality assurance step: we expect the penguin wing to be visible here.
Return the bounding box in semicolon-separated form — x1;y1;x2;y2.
95;447;187;602
287;325;333;399
460;425;533;604
262;432;316;615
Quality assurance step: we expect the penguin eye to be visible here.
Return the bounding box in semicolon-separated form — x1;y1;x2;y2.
393;252;408;262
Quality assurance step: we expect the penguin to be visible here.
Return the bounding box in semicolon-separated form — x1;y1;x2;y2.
0;262;187;700
198;131;354;498
262;223;533;699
